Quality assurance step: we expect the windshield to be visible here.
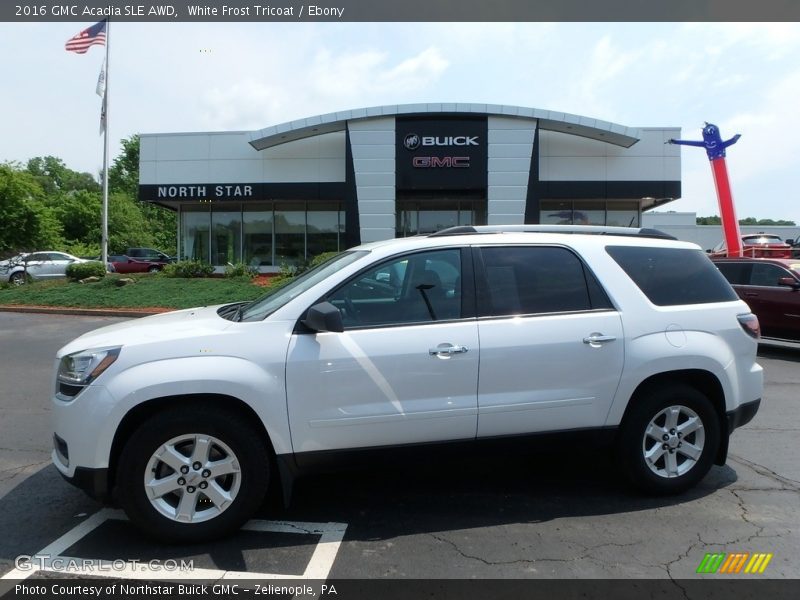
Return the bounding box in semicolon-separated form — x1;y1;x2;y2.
239;251;369;322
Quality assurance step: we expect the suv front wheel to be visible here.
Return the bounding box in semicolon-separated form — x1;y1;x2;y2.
116;405;270;542
618;384;720;495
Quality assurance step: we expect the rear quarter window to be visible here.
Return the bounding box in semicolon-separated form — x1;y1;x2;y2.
606;246;738;306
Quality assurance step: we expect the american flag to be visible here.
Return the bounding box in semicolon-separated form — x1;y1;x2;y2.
65;20;106;54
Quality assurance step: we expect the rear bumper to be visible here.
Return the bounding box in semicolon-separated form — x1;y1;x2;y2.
727;398;760;433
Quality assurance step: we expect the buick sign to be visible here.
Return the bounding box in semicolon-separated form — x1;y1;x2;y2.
404;133;421;150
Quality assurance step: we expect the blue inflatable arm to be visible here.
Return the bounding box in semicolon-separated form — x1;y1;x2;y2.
668;124;740;160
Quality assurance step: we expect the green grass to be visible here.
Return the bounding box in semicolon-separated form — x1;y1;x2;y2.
0;274;269;310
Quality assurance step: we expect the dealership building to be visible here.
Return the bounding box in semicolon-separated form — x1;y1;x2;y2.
139;104;681;269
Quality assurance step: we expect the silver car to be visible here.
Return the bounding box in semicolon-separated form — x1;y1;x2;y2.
1;251;88;285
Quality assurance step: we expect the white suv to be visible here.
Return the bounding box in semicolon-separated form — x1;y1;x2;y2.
51;226;763;541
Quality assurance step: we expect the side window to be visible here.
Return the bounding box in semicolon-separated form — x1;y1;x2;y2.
327;249;462;329
478;246;598;317
749;263;790;287
26;253;47;262
606;246;738;306
715;262;752;286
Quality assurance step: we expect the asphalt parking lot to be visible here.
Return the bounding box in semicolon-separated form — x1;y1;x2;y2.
0;311;798;586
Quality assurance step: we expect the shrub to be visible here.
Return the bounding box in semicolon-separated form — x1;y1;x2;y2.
308;251;341;270
224;262;258;279
66;261;107;281
161;260;214;278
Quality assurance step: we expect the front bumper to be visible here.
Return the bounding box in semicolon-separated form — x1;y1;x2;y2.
53;449;110;502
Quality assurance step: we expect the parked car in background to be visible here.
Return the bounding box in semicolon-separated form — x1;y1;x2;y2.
109;255;166;274
1;251;90;285
709;234;792;258
713;257;800;343
126;248;175;263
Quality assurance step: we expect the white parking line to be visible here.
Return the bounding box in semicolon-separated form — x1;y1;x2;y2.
2;509;347;581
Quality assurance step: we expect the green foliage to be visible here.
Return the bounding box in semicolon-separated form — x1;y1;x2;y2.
224;262;259;279
308;251;341;269
65;261;107;281
109;135;140;198
697;215;796;226
63;241;101;259
1;138;176;262
0;275;264;309
161;260;215;278
0;163;63;252
26;156;100;195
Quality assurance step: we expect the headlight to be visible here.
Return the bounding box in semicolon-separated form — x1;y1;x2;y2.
57;347;121;386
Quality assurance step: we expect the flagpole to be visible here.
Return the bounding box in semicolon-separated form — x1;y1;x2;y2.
101;21;110;266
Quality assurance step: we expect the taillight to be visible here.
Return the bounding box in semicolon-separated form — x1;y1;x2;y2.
737;313;760;339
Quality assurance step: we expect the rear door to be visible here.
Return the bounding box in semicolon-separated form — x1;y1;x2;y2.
474;245;624;437
746;262;800;339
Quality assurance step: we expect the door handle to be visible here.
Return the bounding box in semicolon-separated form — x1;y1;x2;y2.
743;292;759;297
583;334;616;346
429;344;469;356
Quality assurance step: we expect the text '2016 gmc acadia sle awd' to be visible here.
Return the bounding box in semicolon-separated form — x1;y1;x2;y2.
51;225;763;542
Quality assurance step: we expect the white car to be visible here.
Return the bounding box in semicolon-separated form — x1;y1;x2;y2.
2;251;88;285
51;225;763;542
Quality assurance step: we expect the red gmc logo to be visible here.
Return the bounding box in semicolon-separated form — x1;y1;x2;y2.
412;156;470;168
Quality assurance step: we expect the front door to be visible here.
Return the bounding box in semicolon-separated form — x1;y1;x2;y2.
286;248;479;453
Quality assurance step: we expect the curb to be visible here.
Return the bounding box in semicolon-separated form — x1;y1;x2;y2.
0;305;168;318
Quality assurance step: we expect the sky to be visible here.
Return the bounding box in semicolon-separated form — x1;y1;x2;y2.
2;21;800;224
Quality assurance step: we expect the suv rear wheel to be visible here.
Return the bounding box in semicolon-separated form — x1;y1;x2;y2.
116;405;269;542
618;384;720;495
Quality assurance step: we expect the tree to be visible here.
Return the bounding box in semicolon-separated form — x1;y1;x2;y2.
26;156;100;195
697;215;796;226
109;134;176;253
0;163;62;253
109;135;139;198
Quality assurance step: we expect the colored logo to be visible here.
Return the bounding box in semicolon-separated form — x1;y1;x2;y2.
404;133;420;150
696;552;773;574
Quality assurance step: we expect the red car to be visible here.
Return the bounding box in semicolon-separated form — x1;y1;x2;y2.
109;255;166;274
713;257;800;342
709;233;792;258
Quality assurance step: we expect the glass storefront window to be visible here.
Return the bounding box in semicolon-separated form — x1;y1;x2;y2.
307;203;341;257
274;203;306;267
540;200;640;227
396;199;486;237
211;205;242;265
180;205;210;262
243;204;274;267
573;201;606;225
606;201;640;227
540;201;573;225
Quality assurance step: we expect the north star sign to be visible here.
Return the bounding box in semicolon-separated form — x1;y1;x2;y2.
156;185;253;198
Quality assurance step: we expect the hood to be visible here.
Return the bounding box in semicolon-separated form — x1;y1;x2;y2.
57;304;234;357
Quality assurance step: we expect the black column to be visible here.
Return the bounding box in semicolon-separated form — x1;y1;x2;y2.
344;124;361;249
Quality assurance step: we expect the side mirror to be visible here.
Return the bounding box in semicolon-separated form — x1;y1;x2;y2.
785;239;794;245
303;302;344;333
778;277;800;290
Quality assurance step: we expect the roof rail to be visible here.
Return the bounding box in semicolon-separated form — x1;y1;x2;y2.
429;224;677;240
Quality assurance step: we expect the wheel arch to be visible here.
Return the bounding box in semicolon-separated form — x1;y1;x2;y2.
108;393;280;500
620;369;729;466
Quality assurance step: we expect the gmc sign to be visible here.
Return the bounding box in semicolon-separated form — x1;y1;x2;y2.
396;117;487;190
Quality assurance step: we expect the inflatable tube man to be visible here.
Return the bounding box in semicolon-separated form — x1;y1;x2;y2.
668;124;743;257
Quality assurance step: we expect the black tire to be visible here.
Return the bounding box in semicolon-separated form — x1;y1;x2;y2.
617;384;720;495
147;265;160;273
9;272;26;285
116;404;270;542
